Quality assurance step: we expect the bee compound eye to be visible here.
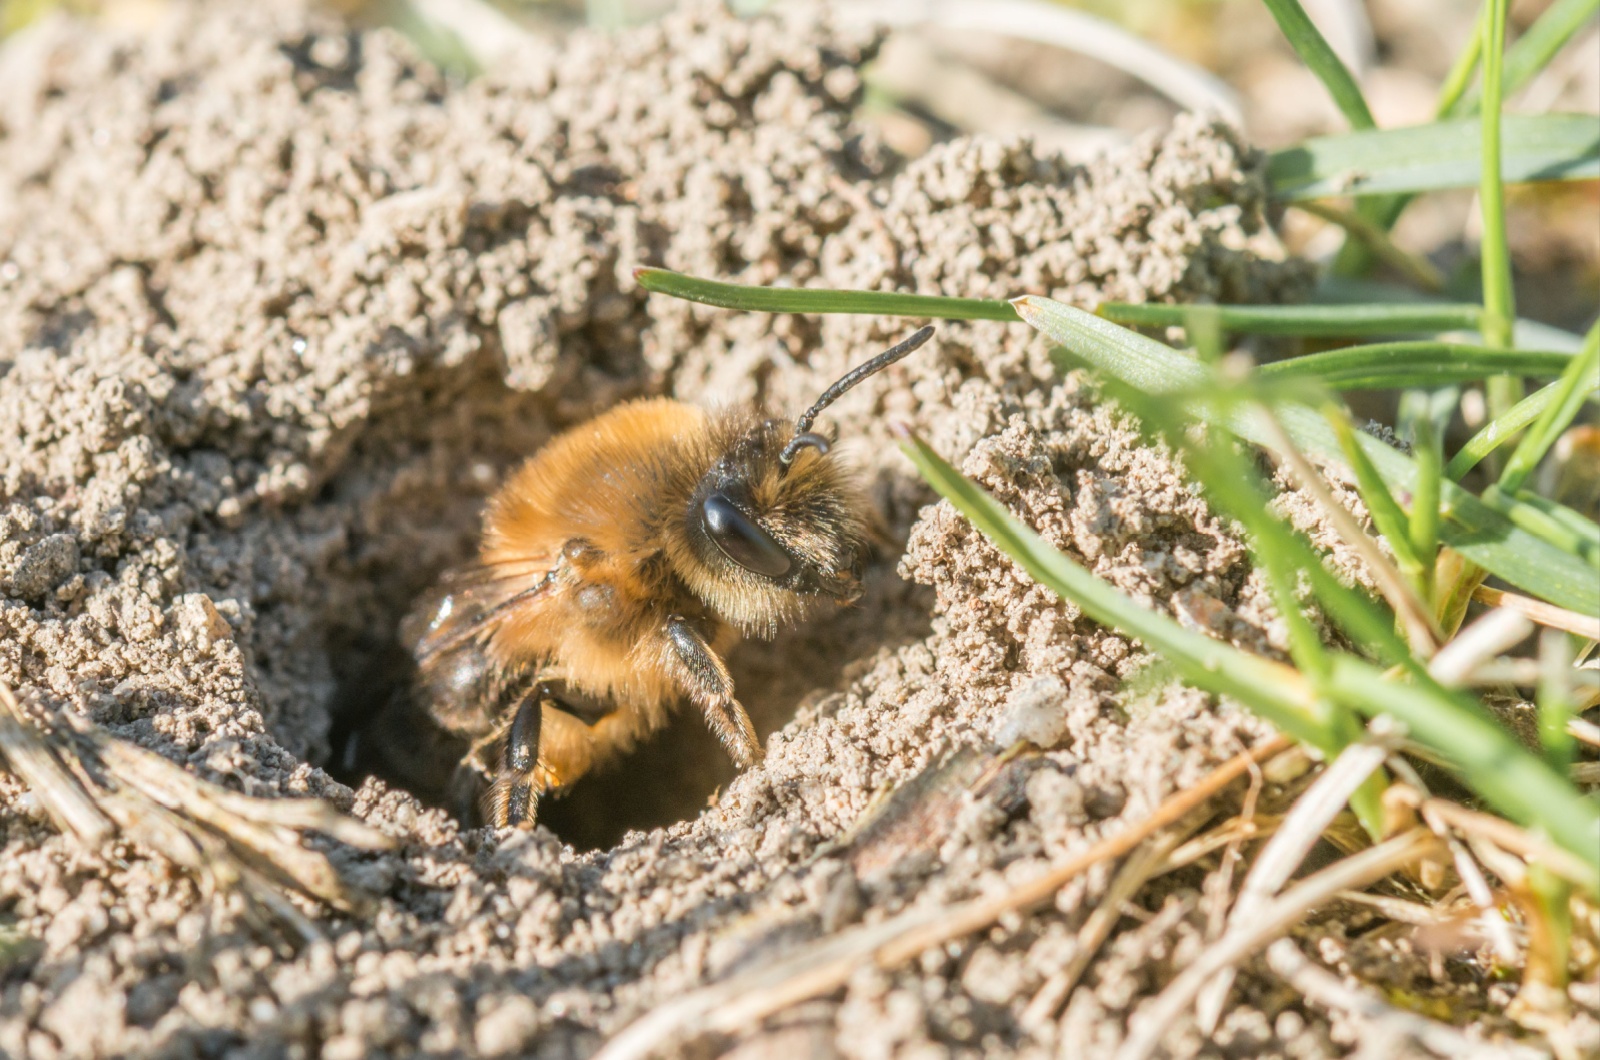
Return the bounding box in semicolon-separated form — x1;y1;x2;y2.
701;492;793;578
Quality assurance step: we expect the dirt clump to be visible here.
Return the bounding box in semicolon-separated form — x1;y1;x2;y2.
0;2;1399;1057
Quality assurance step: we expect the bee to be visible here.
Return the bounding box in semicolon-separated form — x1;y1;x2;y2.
370;326;936;828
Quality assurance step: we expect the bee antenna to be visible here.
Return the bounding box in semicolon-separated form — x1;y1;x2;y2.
779;325;936;469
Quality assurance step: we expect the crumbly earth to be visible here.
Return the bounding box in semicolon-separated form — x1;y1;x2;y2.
0;3;1550;1058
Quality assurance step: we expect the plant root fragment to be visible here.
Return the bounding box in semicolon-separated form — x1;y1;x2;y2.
596;734;1293;1060
1265;938;1547;1060
0;682;394;942
1116;829;1442;1060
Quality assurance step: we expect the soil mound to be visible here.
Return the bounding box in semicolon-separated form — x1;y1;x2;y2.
0;3;1329;1056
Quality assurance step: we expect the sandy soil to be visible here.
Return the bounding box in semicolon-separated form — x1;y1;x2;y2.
0;2;1546;1057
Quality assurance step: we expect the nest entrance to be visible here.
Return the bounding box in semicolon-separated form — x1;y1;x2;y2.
326;660;740;851
325;571;929;852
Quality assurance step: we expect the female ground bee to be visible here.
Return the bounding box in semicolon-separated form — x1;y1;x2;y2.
372;326;935;828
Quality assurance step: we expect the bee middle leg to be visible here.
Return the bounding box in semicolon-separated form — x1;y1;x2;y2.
663;616;762;769
483;690;543;828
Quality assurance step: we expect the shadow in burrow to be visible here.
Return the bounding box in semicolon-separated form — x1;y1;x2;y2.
310;334;937;853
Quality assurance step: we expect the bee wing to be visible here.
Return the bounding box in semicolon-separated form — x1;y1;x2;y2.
401;559;558;665
398;558;558;737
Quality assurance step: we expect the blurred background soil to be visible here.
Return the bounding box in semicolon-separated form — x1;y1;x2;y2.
0;1;1592;1057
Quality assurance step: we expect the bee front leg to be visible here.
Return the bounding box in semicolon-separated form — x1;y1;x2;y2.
663;616;762;769
483;689;543;829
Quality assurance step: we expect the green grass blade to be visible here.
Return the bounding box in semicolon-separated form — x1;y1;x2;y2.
1258;342;1572;389
1336;0;1595;276
1402;394;1444;604
1451;0;1600;117
1483;487;1600;558
1479;0;1518;423
1436;4;1488;117
1517;492;1600;549
1327;657;1599;880
637;271;1581;355
1161;406;1390;839
896;430;1334;749
1468;485;1600;573
1205;455;1335;681
1313;279;1587;352
1503;0;1600;96
1498;322;1600;492
971;373;1393;833
1330;413;1427;593
1447;382;1569;480
1293;201;1446;292
634;268;1021;322
1267;114;1600;200
1256;0;1390;276
1259;0;1376;130
1017;296;1600;617
1098;302;1483;337
1538;630;1577;772
1087;382;1344;680
900;428;1600;876
1073;373;1425;670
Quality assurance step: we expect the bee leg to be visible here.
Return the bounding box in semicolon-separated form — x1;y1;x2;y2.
483;691;543;829
663;616;762;769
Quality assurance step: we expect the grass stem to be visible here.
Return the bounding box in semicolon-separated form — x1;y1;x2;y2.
634;268;1020;321
1479;0;1521;421
1259;0;1375;130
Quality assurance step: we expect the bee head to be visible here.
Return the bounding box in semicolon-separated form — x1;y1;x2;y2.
676;327;935;637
